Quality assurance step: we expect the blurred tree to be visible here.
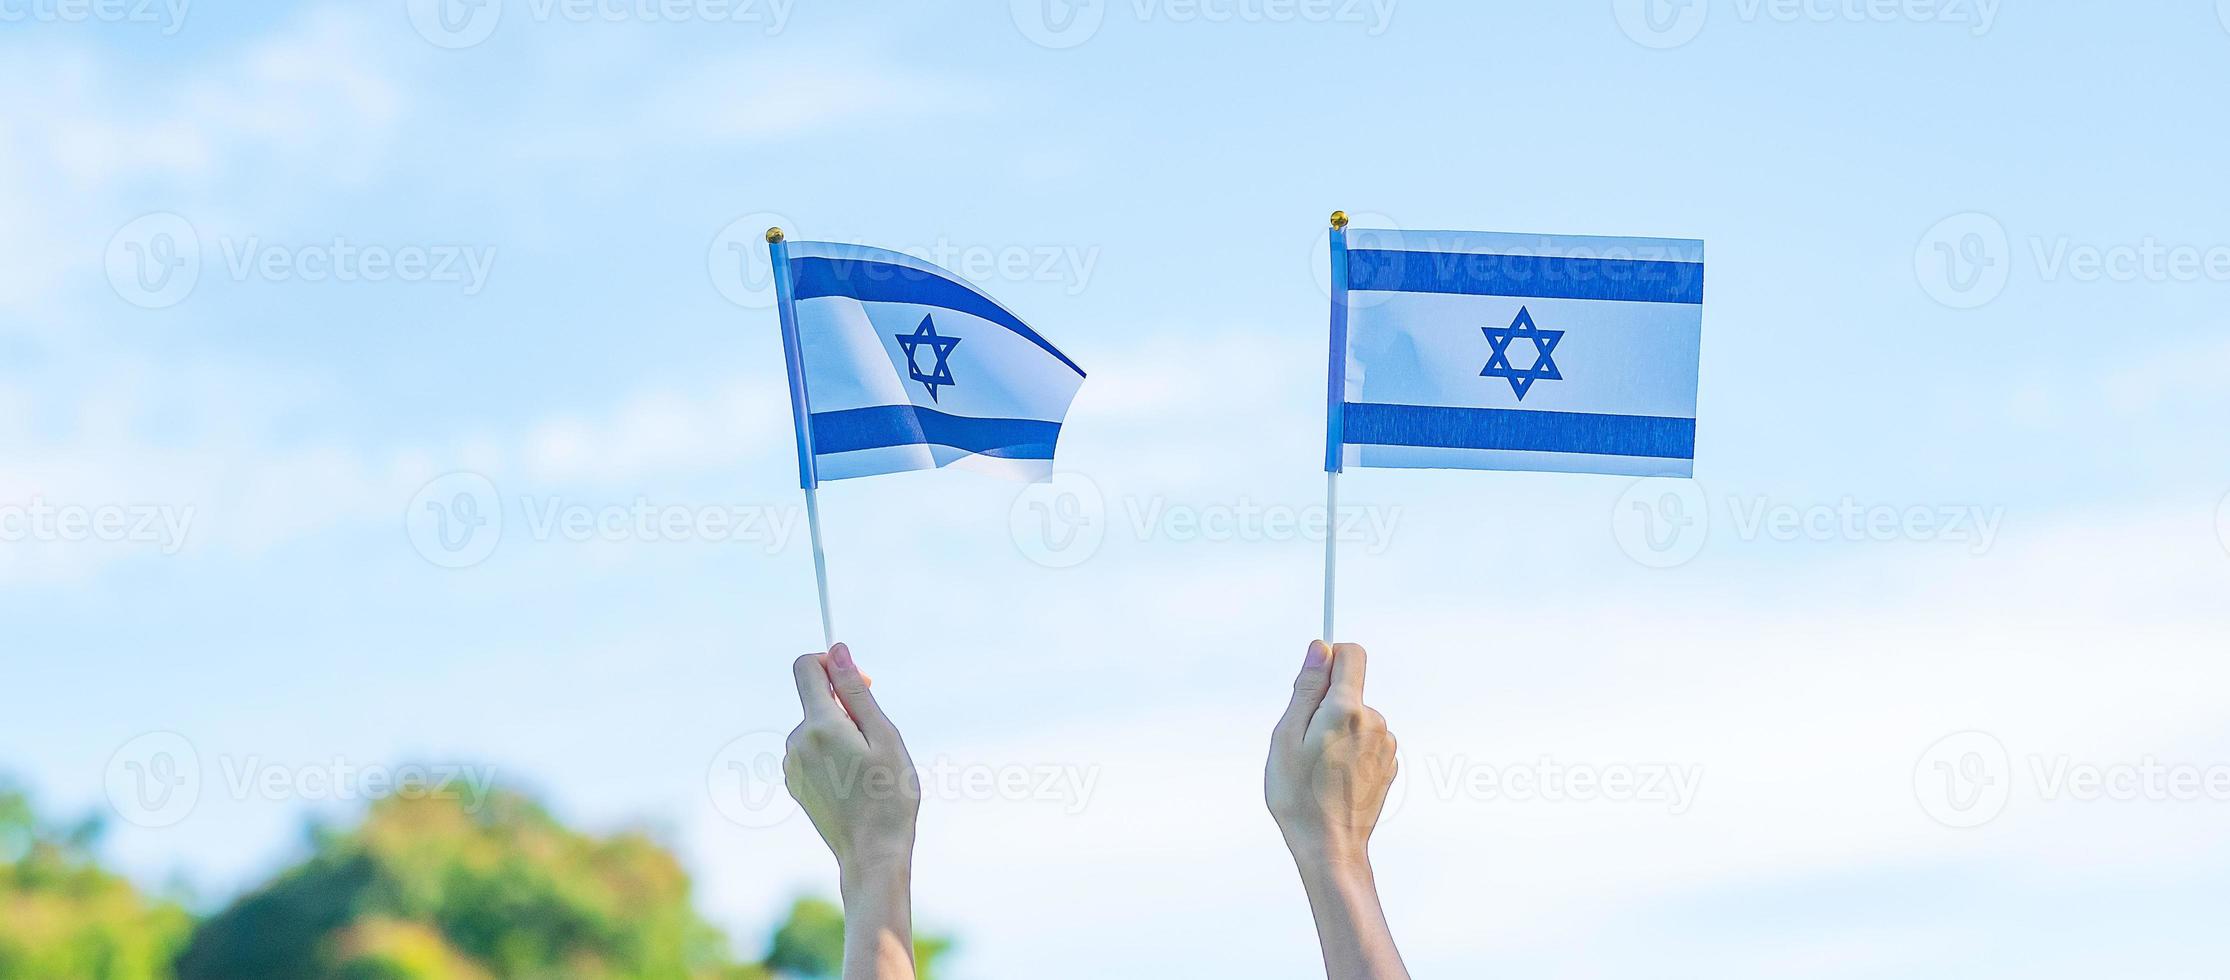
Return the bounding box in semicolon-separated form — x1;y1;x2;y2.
763;898;952;980
1;778;953;980
0;784;193;980
173;788;750;980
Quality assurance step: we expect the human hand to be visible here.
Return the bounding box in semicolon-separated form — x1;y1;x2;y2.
1266;641;1411;979
1266;641;1398;870
785;643;919;873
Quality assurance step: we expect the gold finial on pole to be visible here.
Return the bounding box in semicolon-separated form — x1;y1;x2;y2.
1329;211;1349;230
765;227;786;243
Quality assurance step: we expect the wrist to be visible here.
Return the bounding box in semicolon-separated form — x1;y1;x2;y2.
1282;827;1371;876
1294;847;1374;886
1294;850;1382;920
839;844;914;890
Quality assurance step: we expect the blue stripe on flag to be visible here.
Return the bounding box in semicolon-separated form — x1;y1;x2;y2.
810;405;1061;459
1346;249;1704;305
788;256;1086;377
1341;402;1696;459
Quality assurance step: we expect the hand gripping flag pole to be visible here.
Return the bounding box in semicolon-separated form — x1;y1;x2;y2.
767;227;837;649
1321;210;1351;645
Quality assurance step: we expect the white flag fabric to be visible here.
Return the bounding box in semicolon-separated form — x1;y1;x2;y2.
1329;228;1704;478
776;241;1085;484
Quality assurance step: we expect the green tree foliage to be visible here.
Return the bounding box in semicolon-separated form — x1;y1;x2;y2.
0;785;193;980
763;898;951;980
1;780;954;980
174;788;749;980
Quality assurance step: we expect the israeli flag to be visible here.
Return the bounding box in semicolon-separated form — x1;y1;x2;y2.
771;239;1085;486
1327;227;1704;478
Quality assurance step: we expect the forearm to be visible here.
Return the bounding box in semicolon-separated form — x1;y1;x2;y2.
840;855;916;980
1295;855;1410;980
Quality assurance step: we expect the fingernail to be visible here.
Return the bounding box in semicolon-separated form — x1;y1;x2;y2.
829;643;855;672
1304;641;1329;669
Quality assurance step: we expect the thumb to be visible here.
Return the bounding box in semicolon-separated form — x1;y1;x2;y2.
825;643;900;745
1273;641;1334;743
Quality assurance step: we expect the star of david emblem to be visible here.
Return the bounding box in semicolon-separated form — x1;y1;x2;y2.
894;314;961;402
1479;306;1564;400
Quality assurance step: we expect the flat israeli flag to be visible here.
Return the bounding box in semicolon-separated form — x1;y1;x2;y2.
772;240;1085;485
1327;228;1704;478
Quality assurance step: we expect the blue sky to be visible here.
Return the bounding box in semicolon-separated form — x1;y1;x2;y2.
6;2;2230;976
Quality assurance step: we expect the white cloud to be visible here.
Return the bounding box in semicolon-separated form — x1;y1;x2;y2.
651;54;986;144
0;5;416;322
523;381;781;485
682;499;2230;978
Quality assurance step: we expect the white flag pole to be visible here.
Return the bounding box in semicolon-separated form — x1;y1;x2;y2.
1322;469;1339;644
803;485;835;649
768;226;837;650
1322;210;1351;644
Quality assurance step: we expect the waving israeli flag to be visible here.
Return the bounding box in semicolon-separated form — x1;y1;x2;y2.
770;236;1085;486
1326;226;1704;478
